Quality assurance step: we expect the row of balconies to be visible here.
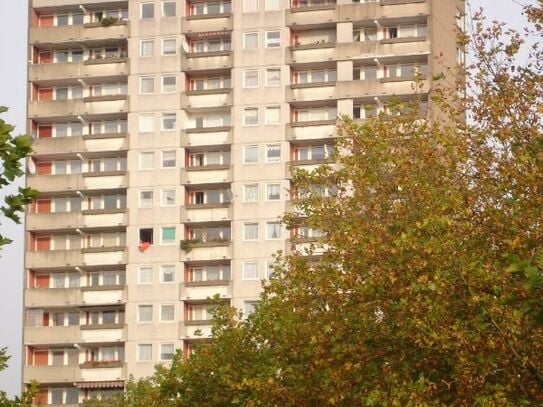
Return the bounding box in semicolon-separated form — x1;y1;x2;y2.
23;362;126;385
28;37;428;83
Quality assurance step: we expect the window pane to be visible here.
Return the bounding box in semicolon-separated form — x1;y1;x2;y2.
160;343;175;360
139;267;153;283
267;184;281;200
266;222;281;239
140;40;154;57
244;223;258;240
243;0;258;12
162;151;176;168
162;113;176;130
244;70;259;87
265;106;281;123
244;33;258;49
161;265;175;282
163;39;177;55
141;3;155;18
140;77;154;94
162;190;176;206
163;1;176;16
266;31;280;48
244;108;258;125
162;227;176;243
138;344;152;361
139;114;155;132
160;305;175;321
162;76;176;92
265;144;281;162
243;262;258;279
244;184;258;201
266;68;281;86
244;146;258;163
139;305;153;322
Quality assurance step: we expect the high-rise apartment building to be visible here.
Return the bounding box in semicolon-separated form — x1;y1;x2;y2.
23;0;463;404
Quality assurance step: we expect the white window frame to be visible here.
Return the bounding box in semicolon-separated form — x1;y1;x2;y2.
265;68;281;87
160;343;175;361
265;144;281;163
243;70;259;88
162;0;177;17
242;262;259;280
140;76;155;95
243;184;259;202
160;226;176;245
140;39;155;57
243;145;259;164
161;75;177;93
243;107;259;126
265;0;281;10
161;189;176;207
139;113;155;133
161;150;177;169
139;190;154;208
162;38;177;55
161;112;177;131
137;344;153;361
243;223;259;241
160;304;175;322
265;31;280;48
243;32;259;50
265;106;281;124
266;183;281;201
139;152;155;170
266;221;282;240
140;2;155;19
160;265;176;283
243;0;259;13
138;266;154;284
138;305;153;323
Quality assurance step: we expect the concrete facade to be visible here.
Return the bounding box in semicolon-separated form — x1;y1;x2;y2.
24;0;463;404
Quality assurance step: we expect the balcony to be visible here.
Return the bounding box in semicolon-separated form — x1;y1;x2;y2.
26;210;128;232
31;133;128;158
182;240;232;262
29;22;128;46
26;249;83;270
182;203;232;223
78;362;126;382
23;364;78;384
82;246;127;267
182;14;233;34
24;325;81;346
182;126;232;148
28;97;128;120
181;51;233;72
337;77;430;99
179;321;213;339
286;3;338;27
180;280;231;301
287;82;337;102
26;171;128;194
25;287;82;307
29;60;129;82
286;120;337;141
80;323;126;343
80;285;126;305
181;88;233;109
181;165;233;186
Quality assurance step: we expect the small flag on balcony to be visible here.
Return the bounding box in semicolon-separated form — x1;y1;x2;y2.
138;242;151;252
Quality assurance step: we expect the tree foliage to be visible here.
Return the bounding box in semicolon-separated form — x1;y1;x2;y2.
90;5;543;407
0;107;37;250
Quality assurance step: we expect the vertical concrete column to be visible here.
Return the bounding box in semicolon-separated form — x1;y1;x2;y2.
337;60;352;82
336;22;353;43
337;98;353;117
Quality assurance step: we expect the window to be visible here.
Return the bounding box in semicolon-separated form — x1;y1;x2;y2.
140;228;154;245
243;262;258;280
265;144;281;163
138;305;153;322
244;223;259;240
162;39;177;55
141;3;155;19
243;32;258;50
160;305;175;321
243;145;258;163
265;261;275;279
139;152;154;170
140;40;154;57
162;151;176;168
265;106;281;124
243;70;259;88
162;113;176;130
138;267;153;284
244;184;259;202
265;0;281;10
243;0;258;12
161;75;176;93
162;1;176;16
456;47;465;65
161;265;175;282
162;189;176;206
244;301;258;316
266;221;281;239
265;68;281;86
140;77;155;94
161;227;176;244
139;114;155;133
266;184;281;200
138;344;152;361
243;108;259;126
265;31;280;48
160;343;175;360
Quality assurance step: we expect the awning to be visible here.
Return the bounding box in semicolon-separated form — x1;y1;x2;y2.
76;380;125;389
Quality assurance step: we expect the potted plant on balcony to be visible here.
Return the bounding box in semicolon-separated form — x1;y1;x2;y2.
100;16;119;27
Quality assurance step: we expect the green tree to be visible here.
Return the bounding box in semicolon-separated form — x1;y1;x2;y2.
0;106;37;250
90;4;543;406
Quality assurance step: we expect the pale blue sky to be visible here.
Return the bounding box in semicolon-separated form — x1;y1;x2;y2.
0;0;531;397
